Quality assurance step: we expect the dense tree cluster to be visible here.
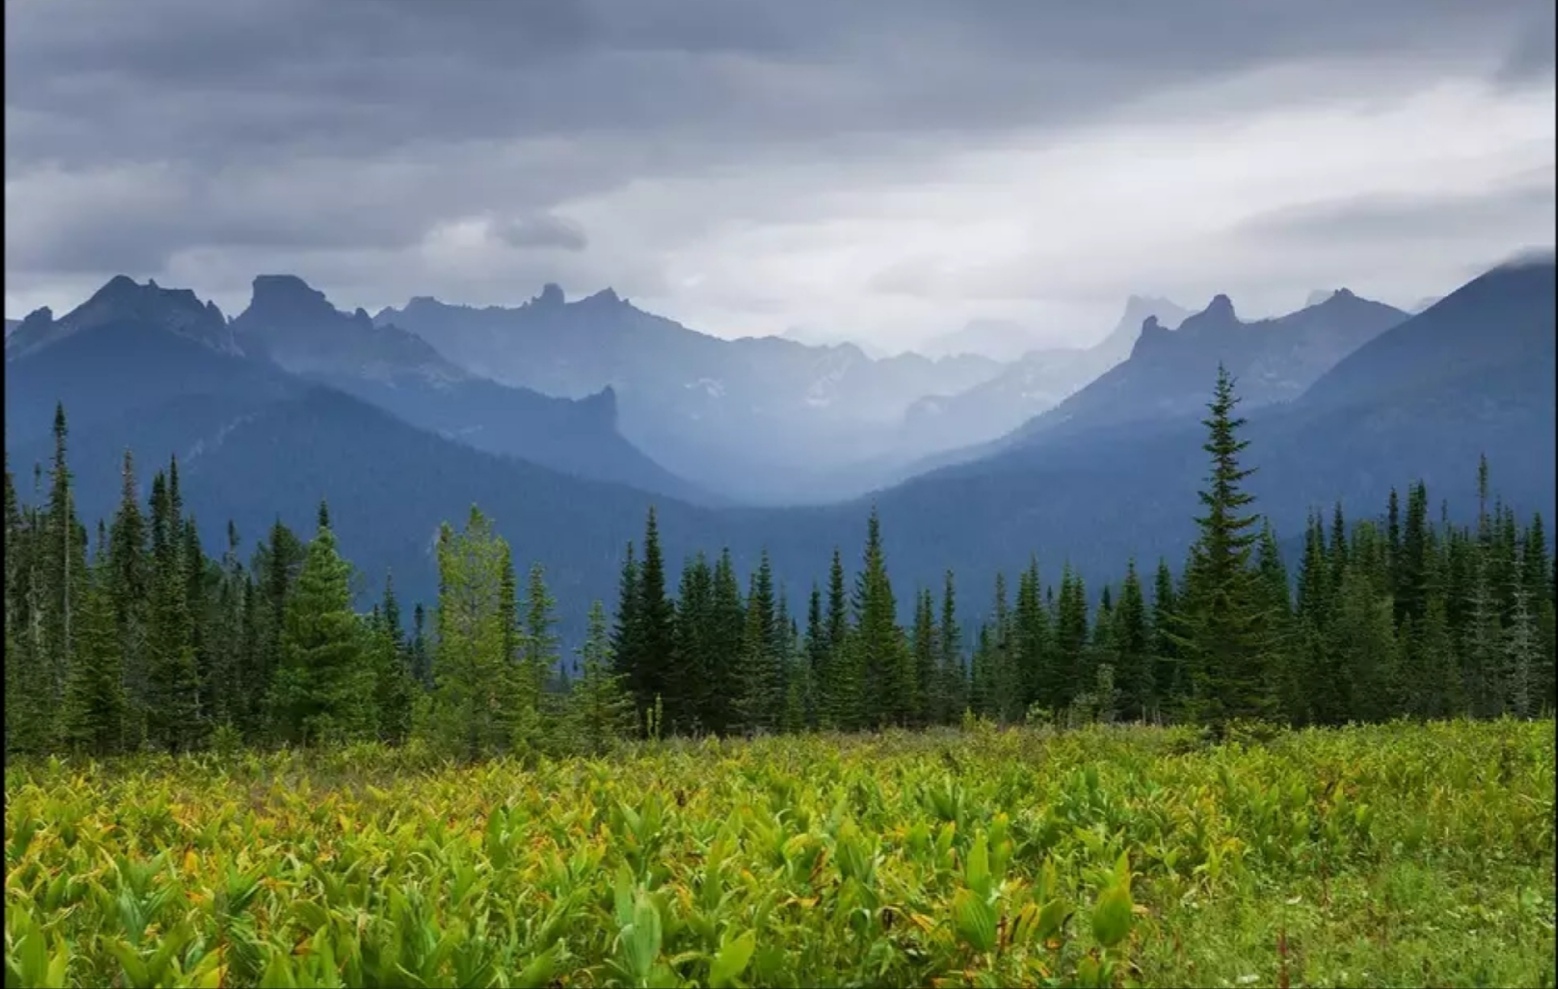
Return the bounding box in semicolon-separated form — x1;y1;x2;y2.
6;369;1554;760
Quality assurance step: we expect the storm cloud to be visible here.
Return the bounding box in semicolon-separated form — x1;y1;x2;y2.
5;0;1553;349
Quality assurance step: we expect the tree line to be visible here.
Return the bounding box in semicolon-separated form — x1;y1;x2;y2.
5;368;1554;761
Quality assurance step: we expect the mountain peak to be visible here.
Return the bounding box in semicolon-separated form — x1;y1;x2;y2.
1206;293;1235;317
535;283;566;307
579;287;622;307
248;274;336;322
1128;315;1174;359
9;277;233;358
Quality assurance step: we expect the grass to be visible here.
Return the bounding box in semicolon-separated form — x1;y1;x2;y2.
5;719;1554;987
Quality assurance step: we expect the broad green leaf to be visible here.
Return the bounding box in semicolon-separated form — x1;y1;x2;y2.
1091;881;1134;948
952;887;998;953
966;833;992;898
709;930;757;988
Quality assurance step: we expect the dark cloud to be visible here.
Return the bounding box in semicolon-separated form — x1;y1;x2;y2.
4;0;1553;341
493;214;589;252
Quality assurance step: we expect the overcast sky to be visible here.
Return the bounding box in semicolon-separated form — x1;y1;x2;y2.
6;1;1554;352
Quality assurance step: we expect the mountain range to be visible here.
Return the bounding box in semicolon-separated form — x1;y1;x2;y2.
5;276;706;503
6;257;1552;644
375;288;1004;503
901;296;1192;453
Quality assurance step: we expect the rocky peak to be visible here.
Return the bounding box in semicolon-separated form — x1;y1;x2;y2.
245;274;338;325
1177;294;1241;337
1128;316;1173;358
578;287;622;308
535;283;566;307
7;277;236;359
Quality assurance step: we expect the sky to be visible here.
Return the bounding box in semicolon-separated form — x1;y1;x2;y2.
6;1;1555;353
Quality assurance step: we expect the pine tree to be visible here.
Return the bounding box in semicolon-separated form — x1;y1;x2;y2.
273;505;372;746
706;549;745;735
735;558;781;733
1112;560;1152;722
428;508;515;760
1174;366;1269;727
671;553;715;735
911;586;938;727
568;601;636;754
803;583;828;728
366;598;415;745
611;541;642;709
853;508;910;727
106;451;152;749
637;508;676;720
822;547;858;730
1054;567;1089;710
60;540;127;756
521;562;560;716
145;471;199;753
409;603;432;689
937;570;965;724
1148;560;1180;721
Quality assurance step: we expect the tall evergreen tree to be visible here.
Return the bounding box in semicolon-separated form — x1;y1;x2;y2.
272;506;372;746
428;508;515;760
937;571;965;723
568;600;636;754
1112;560;1152;722
60;537;127;756
1175;365;1269;726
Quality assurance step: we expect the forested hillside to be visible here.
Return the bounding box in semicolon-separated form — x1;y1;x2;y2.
7;370;1553;760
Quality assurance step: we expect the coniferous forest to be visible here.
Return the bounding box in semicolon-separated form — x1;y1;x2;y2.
7;368;1553;762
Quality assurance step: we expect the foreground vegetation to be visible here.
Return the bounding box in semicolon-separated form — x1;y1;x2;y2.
7;719;1554;988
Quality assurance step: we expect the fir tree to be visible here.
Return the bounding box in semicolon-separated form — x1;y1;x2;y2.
60;542;127;756
937;570;965;724
1112;560;1152;722
637;507;676;719
428;508;515;760
568;601;636;754
273;507;372;746
1174;366;1269;727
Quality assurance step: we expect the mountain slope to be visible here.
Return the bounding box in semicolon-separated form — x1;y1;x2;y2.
13;276;710;503
895;260;1554;571
997;288;1408;449
902;296;1190;452
377;287;1004;503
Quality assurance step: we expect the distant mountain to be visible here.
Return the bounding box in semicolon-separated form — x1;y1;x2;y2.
902;296;1190;452
891;259;1553;587
4;319;19;339
230;275;710;503
376;288;1003;503
997;287;1408;449
7;262;1548;650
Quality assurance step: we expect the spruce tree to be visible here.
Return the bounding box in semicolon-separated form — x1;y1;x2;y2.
60;543;127;756
1112;560;1152;722
1174;366;1269;727
428;508;515;760
637;508;676;718
1148;560;1180;721
569;600;636;754
273;506;371;746
803;583;828;728
735;559;781;733
521;563;560;715
145;471;200;753
911;586;938;727
937;570;965;724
